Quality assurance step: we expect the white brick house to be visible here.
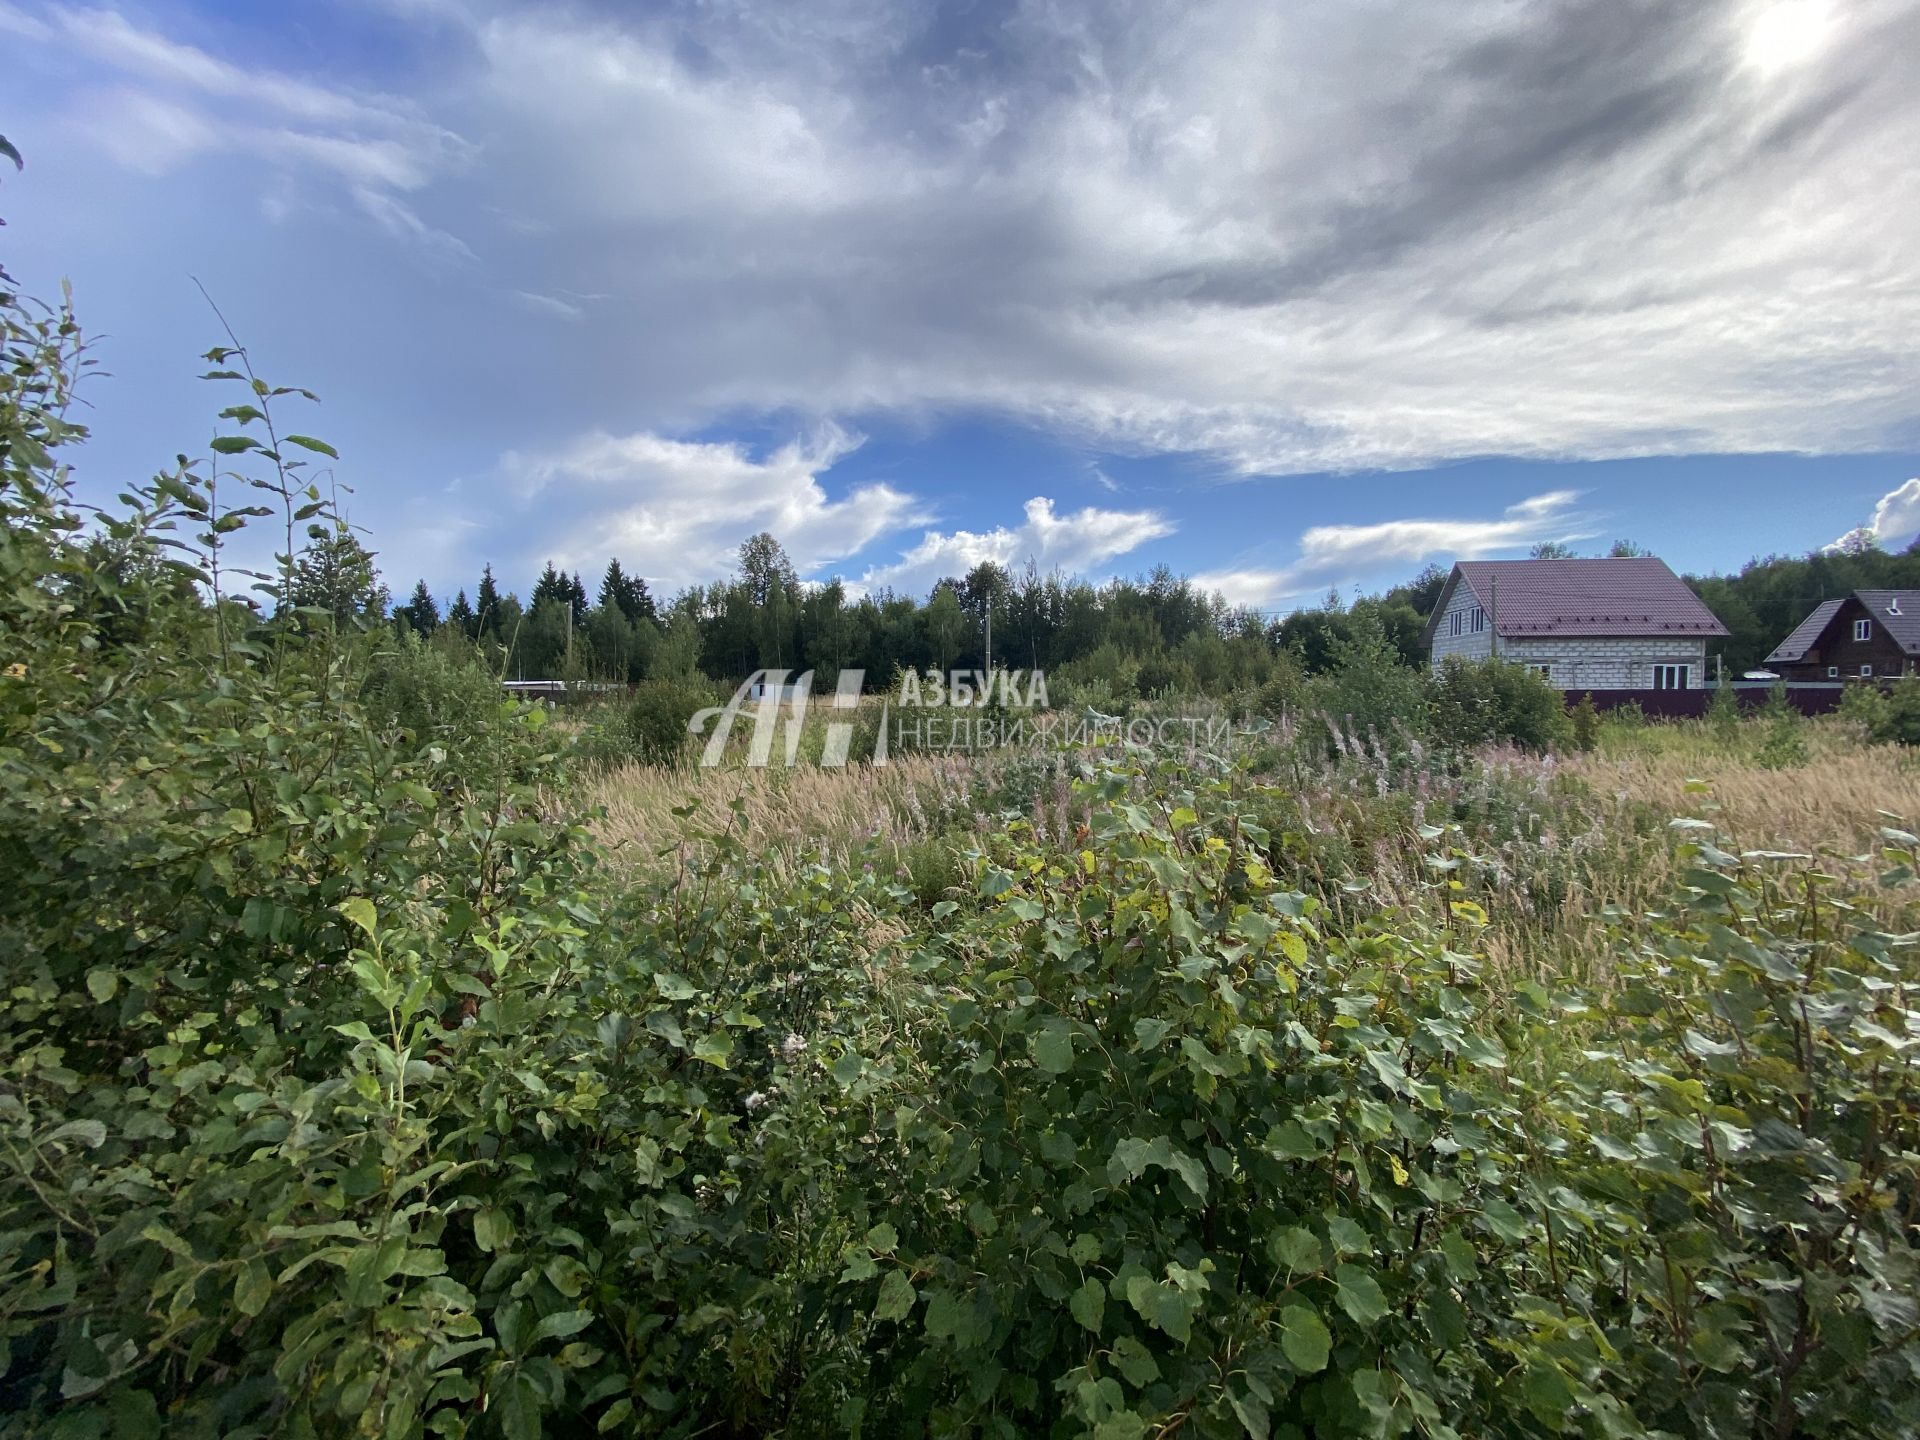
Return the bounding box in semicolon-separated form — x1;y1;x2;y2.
1422;558;1727;691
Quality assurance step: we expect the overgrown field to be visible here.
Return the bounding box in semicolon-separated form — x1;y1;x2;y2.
5;292;1920;1438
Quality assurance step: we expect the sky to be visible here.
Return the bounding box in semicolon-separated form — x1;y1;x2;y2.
4;0;1919;612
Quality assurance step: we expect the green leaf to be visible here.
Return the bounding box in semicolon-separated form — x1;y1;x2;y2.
924;1288;987;1348
531;1310;595;1345
337;897;377;938
874;1269;916;1322
1334;1264;1388;1326
691;1031;734;1068
1271;1226;1322;1274
1109;1336;1160;1388
1125;1275;1197;1344
1438;1231;1479;1280
85;968;118;1003
209;435;260;454
284;434;339;459
1279;1302;1331;1373
1070;1276;1106;1333
866;1222;899;1254
234;1259;272;1317
1326;1215;1369;1255
1032;1023;1075;1075
49;1119;107;1150
652;972;698;1000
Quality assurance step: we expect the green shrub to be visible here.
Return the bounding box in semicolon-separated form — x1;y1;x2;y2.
1428;656;1573;752
893;829;969;906
1845;677;1920;746
1308;609;1428;751
1757;681;1809;769
1570;691;1600;751
5;277;1918;1439
362;628;533;790
623;675;714;764
1707;676;1741;742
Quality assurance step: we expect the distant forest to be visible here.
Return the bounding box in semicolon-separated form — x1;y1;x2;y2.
330;528;1920;692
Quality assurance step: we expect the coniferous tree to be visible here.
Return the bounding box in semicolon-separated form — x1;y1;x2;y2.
567;571;590;615
475;564;502;637
531;562;567;610
626;571;657;623
598;559;658;624
446;588;476;637
286;526;388;626
398;579;439;637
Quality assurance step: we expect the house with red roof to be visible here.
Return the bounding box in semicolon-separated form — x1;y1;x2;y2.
1421;557;1728;691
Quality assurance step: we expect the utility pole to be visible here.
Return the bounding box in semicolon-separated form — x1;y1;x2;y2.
984;601;993;688
1489;575;1499;661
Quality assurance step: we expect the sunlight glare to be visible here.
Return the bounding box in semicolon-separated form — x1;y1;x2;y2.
1743;0;1835;76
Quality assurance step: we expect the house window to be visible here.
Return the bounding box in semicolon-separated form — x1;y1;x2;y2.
1652;664;1689;690
1448;610;1463;637
1860;664;1873;678
1828;666;1839;678
1854;618;1872;641
1470;606;1486;634
1530;664;1552;679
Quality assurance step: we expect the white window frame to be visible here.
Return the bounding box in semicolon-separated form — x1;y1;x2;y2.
1860;664;1873;678
1652;663;1689;690
1470;606;1486;634
1828;666;1839;678
1854;618;1872;641
1449;610;1464;637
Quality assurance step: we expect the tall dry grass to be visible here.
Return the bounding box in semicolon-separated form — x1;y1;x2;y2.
579;710;1920;990
1569;736;1920;859
583;753;978;873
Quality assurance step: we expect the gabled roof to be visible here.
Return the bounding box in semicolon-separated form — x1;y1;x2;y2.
1765;591;1920;663
1421;558;1728;649
1764;599;1845;664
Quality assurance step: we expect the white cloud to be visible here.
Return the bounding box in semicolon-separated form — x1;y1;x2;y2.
1871;478;1920;546
856;497;1176;597
390;0;1920;473
503;425;924;592
1193;491;1592;609
14;0;1920;503
1830;476;1920;551
23;3;468;254
352;187;476;264
510;290;586;321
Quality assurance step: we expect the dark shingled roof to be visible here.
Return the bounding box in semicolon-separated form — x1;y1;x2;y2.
1764;599;1845;664
1423;558;1728;646
1766;591;1920;663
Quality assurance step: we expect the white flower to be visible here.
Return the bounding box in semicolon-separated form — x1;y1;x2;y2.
781;1033;809;1061
745;1090;769;1112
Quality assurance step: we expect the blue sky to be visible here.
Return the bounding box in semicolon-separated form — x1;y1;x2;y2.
5;0;1919;610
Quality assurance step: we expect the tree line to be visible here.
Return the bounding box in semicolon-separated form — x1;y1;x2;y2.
321;524;1920;694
